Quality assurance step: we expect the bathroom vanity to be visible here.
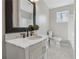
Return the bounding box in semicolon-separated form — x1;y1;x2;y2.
6;35;48;59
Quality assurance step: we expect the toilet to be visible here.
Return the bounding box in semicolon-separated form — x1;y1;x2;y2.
52;36;62;47
47;30;62;47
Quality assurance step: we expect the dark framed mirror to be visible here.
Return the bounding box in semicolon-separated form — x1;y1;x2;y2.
5;0;35;33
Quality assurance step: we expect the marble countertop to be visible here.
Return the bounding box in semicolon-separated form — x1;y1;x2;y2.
6;35;47;49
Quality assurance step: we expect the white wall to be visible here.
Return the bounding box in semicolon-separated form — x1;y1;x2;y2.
49;4;75;48
68;11;75;49
36;0;49;35
44;0;74;9
5;33;22;40
2;0;6;59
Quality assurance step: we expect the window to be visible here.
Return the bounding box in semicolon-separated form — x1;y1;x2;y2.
56;10;69;23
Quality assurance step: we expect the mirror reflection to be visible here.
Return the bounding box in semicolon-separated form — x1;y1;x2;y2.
13;0;33;27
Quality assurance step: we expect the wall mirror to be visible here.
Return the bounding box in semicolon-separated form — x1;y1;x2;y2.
5;0;34;33
13;0;33;27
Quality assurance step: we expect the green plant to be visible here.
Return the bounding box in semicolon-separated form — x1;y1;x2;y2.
28;25;39;31
33;25;39;30
28;25;34;31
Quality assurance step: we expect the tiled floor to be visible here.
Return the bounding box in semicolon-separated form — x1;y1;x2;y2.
47;40;75;59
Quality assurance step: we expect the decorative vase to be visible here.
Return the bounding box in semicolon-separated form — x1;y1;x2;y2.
33;30;38;36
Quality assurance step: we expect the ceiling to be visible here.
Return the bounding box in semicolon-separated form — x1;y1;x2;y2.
43;0;74;9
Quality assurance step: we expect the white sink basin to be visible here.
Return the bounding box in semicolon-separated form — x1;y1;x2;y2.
6;35;47;48
28;36;42;40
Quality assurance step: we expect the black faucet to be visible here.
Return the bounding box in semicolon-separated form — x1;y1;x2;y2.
20;33;26;38
26;30;29;37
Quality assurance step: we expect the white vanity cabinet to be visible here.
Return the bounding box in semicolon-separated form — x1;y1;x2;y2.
29;40;47;59
6;43;29;59
6;37;47;59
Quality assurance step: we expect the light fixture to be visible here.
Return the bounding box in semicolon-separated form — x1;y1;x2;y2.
30;0;39;2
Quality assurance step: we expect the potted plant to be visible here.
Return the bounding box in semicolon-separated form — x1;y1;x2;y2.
28;25;34;36
33;25;39;36
33;25;39;30
28;25;39;36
